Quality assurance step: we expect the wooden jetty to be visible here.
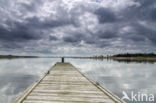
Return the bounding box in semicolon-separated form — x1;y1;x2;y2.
12;62;125;103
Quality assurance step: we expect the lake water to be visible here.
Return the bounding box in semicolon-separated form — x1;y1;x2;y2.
0;58;156;103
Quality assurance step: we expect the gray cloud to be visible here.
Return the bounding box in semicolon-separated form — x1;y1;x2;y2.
94;7;117;23
97;30;118;39
0;23;42;42
49;35;58;41
25;16;72;29
124;23;156;45
63;36;80;43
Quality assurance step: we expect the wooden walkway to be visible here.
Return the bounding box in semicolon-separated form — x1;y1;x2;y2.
13;62;124;103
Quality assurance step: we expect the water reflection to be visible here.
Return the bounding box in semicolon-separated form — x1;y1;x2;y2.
0;58;156;103
67;59;156;103
112;59;156;64
78;58;156;64
0;58;59;103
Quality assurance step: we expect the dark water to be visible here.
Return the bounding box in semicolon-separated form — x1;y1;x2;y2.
0;58;156;103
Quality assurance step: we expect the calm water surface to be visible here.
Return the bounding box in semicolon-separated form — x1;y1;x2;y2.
0;58;156;103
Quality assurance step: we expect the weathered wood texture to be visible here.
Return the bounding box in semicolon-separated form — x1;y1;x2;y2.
13;62;125;103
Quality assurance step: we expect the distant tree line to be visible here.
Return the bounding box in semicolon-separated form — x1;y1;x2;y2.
0;55;38;59
91;55;104;58
112;53;156;57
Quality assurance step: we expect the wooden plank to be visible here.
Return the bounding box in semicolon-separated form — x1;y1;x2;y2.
12;62;125;103
23;100;114;103
25;96;113;102
34;85;98;91
29;93;108;98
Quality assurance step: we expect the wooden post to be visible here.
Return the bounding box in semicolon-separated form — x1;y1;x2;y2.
61;57;64;63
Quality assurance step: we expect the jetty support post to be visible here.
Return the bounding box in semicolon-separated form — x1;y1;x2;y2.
61;57;64;63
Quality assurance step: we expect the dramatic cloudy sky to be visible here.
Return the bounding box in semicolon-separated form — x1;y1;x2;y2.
0;0;156;56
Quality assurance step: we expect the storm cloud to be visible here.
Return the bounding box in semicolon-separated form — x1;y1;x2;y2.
94;7;117;23
0;0;156;55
